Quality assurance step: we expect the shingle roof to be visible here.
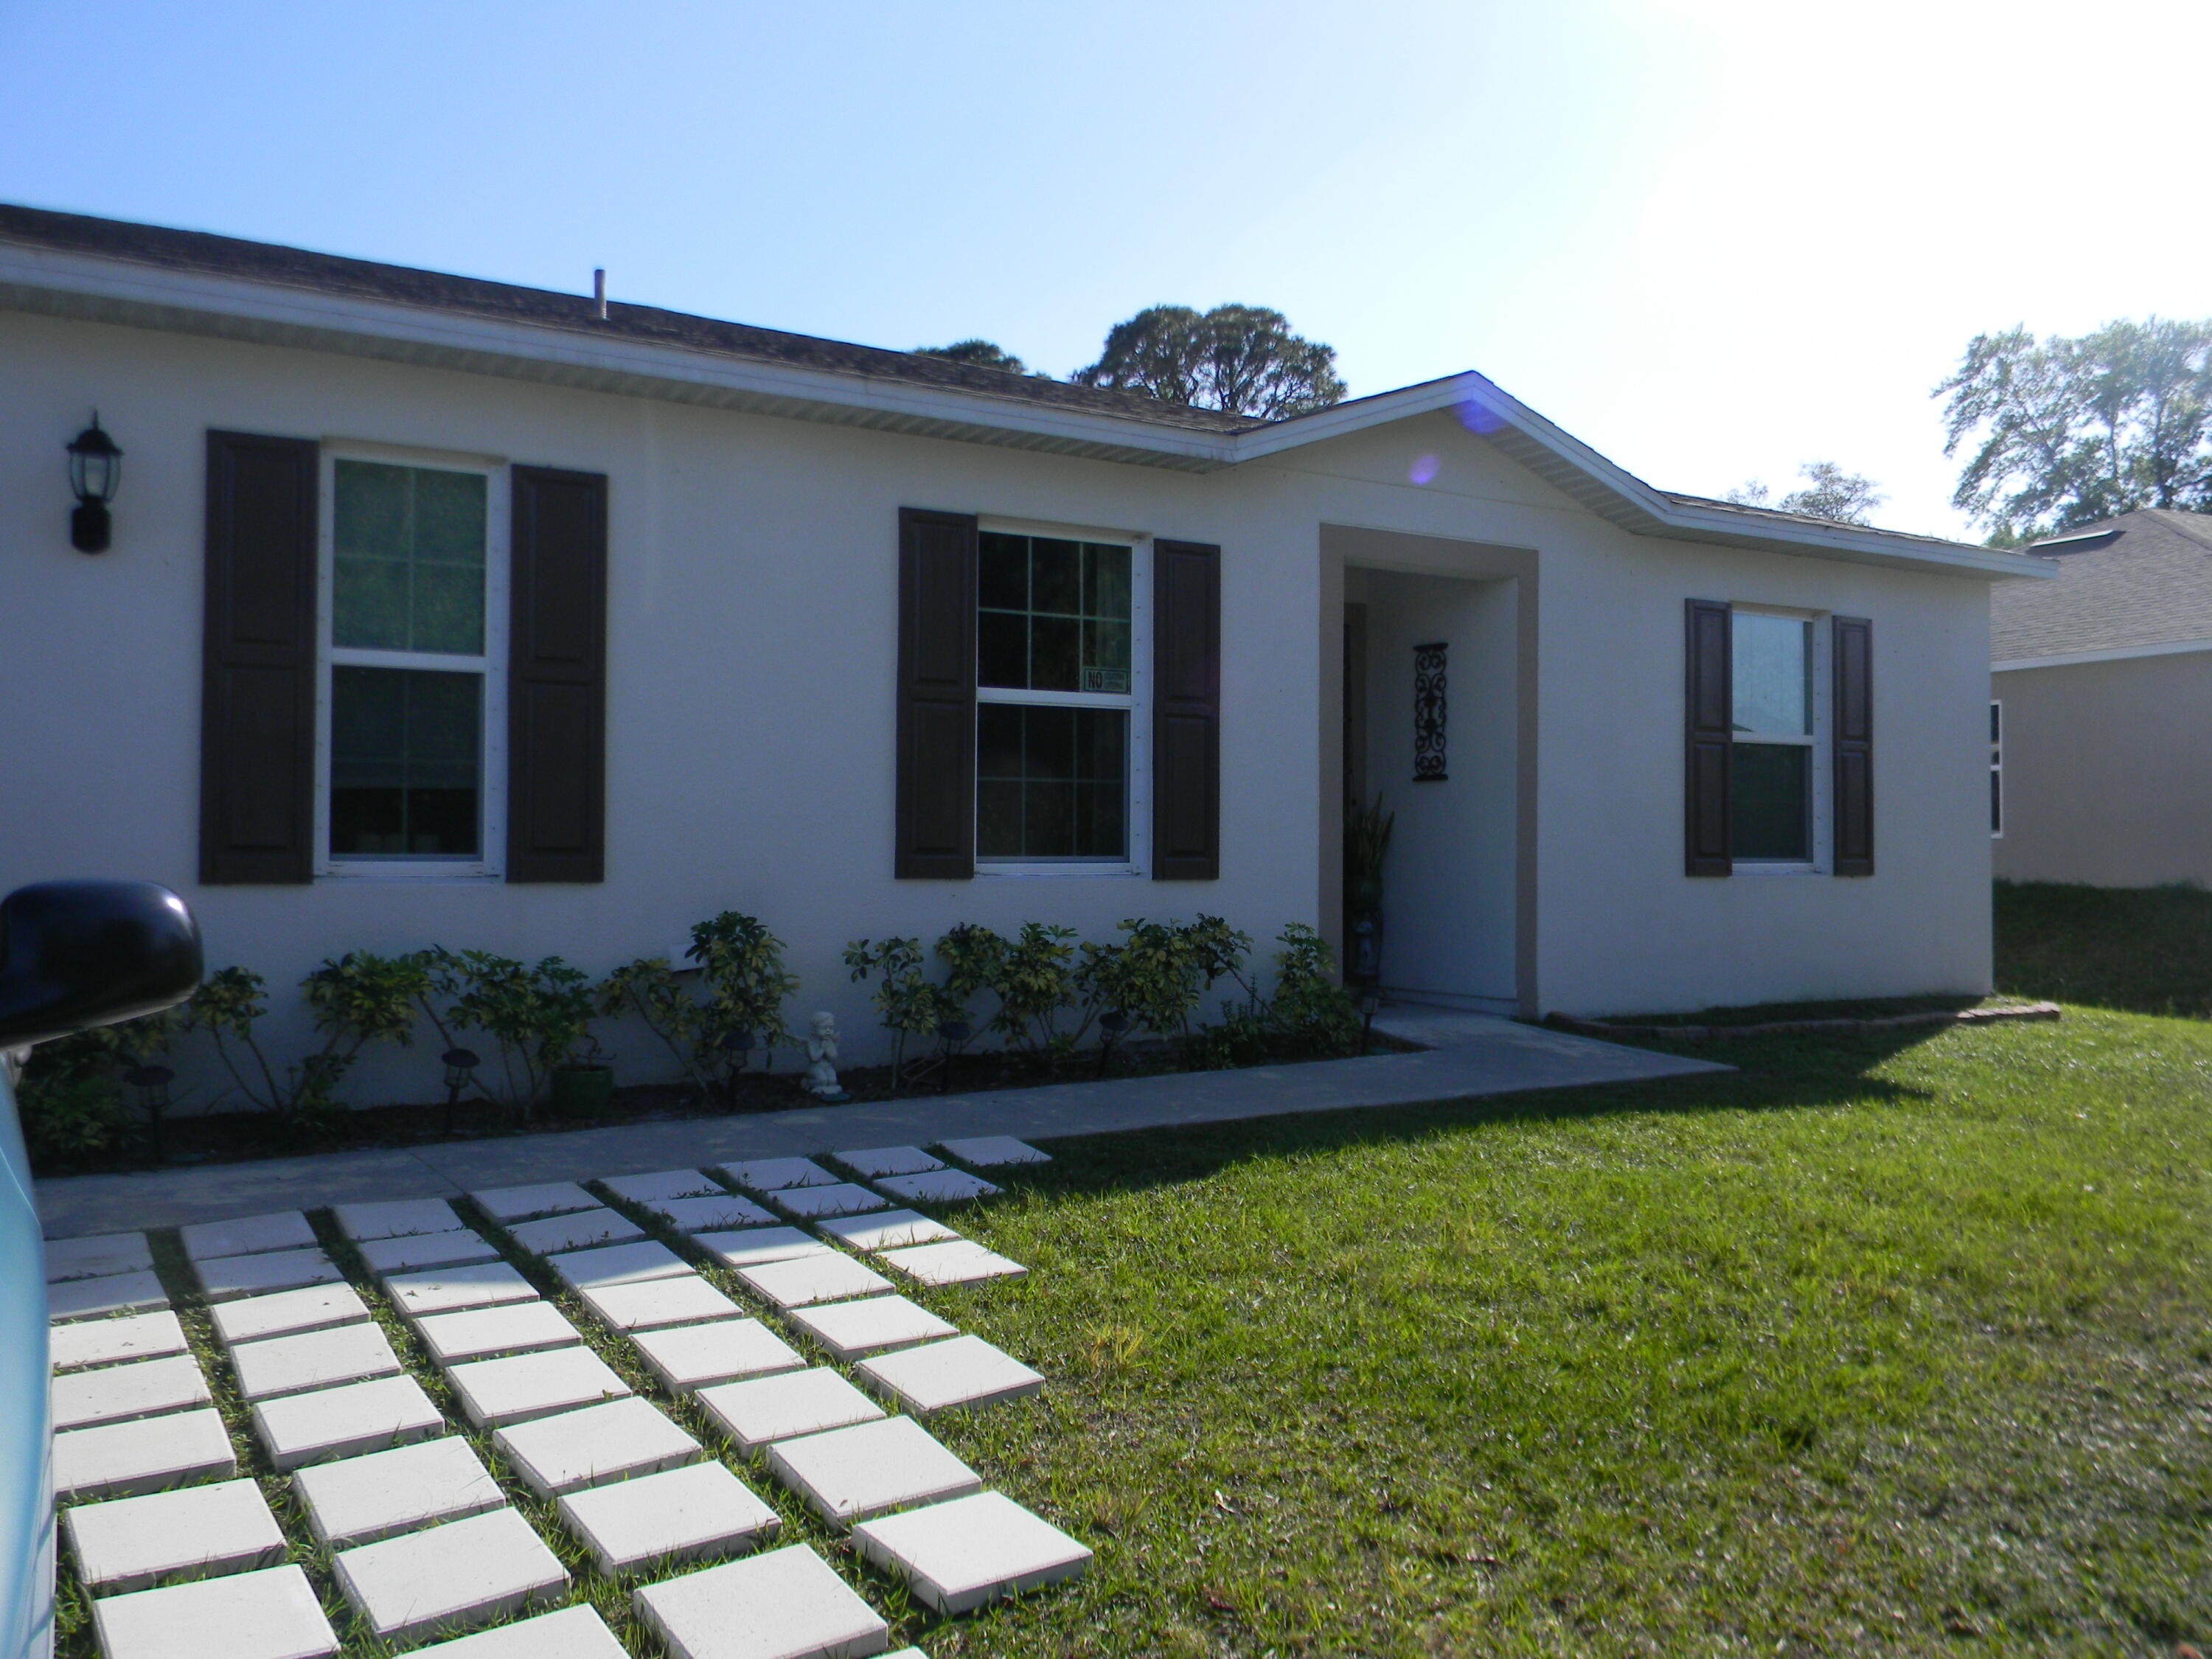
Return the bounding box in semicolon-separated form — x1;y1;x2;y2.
0;202;1256;436
1991;509;2212;660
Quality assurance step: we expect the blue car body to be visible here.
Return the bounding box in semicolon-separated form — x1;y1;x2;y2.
0;1060;52;1659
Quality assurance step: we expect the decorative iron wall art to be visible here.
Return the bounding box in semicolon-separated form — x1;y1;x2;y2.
1413;641;1447;782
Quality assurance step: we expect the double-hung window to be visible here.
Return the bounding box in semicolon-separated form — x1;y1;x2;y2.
319;453;505;876
974;529;1147;869
1729;609;1822;866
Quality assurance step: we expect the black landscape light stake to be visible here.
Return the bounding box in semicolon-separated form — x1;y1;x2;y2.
936;1020;971;1093
1096;1009;1130;1077
125;1064;173;1164
440;1048;480;1137
66;414;122;553
1357;990;1380;1057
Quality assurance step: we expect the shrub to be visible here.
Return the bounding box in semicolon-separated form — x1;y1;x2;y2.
844;936;956;1087
1188;923;1360;1067
192;954;423;1130
990;922;1082;1056
417;949;594;1116
597;956;714;1095
689;912;799;1079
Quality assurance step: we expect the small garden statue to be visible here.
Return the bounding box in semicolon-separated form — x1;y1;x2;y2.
802;1011;848;1102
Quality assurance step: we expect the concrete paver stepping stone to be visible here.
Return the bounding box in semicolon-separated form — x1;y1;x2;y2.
833;1145;945;1178
334;1197;463;1241
579;1273;740;1332
493;1396;703;1497
601;1168;726;1205
737;1253;893;1310
872;1170;1001;1206
696;1366;885;1455
470;1180;598;1222
252;1374;445;1471
180;1211;316;1262
557;1458;782;1575
334;1504;568;1648
719;1156;839;1193
231;1322;403;1400
786;1295;956;1363
213;1283;369;1346
936;1135;1051;1168
44;1230;152;1282
650;1192;779;1231
857;1335;1046;1416
632;1318;804;1394
507;1206;645;1256
815;1210;959;1253
550;1238;690;1292
414;1301;582;1366
293;1434;507;1548
445;1346;632;1428
360;1229;501;1276
877;1240;1026;1287
632;1543;889;1659
49;1269;167;1323
54;1406;237;1501
695;1226;832;1270
49;1309;186;1372
851;1489;1091;1614
63;1476;285;1593
195;1246;344;1301
53;1352;212;1430
408;1604;629;1658
768;1182;890;1222
388;1261;538;1320
91;1562;336;1659
765;1414;982;1527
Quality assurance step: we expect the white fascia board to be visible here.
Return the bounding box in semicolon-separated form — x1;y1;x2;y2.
1993;635;2212;672
0;243;2059;580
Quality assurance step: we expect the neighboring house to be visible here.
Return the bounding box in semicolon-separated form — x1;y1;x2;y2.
0;204;2051;1091
1992;509;2212;887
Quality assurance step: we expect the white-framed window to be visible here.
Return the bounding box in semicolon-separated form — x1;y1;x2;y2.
1730;606;1828;871
973;524;1150;874
314;445;508;880
1989;699;2003;838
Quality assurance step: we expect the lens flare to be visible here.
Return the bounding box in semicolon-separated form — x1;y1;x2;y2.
1453;371;1508;435
1408;453;1441;485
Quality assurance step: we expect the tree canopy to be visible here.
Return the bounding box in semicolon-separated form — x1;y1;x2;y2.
915;338;1029;375
1936;317;2212;543
1726;462;1886;526
1072;304;1346;420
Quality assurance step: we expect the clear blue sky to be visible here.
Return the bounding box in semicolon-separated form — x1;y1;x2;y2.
5;0;2205;539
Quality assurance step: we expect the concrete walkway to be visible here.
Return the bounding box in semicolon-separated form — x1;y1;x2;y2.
37;1012;1726;1239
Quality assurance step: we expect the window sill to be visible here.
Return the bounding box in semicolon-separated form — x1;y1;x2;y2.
319;865;504;884
1733;861;1820;877
975;864;1144;880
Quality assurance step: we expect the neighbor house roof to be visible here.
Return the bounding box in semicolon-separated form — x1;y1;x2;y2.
0;202;2049;582
1992;510;2212;665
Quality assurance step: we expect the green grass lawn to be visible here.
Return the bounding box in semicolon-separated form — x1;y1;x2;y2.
906;905;2212;1655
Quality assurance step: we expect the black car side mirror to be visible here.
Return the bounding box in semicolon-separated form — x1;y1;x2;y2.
0;882;202;1051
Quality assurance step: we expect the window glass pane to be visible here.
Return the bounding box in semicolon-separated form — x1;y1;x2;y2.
333;460;487;655
975;532;1135;692
330;667;482;858
974;705;1127;860
1732;613;1809;736
1731;742;1809;860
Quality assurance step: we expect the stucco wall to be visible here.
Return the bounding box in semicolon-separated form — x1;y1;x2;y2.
1992;652;2212;887
1;309;2000;1106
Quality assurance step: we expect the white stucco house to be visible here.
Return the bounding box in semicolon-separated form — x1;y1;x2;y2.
0;205;2053;1084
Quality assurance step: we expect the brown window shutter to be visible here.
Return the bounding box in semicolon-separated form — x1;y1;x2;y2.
895;507;978;879
508;466;608;883
201;431;319;885
1832;615;1873;876
1153;539;1221;880
1684;598;1732;877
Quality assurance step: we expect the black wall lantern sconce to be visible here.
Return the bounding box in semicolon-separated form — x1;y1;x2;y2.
66;414;123;552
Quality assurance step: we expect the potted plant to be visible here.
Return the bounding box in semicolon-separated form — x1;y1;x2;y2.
549;1034;616;1119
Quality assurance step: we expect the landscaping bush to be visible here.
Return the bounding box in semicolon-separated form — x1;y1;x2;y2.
601;911;798;1103
415;948;596;1118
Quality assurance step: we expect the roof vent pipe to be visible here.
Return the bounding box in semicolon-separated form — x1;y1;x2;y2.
593;268;607;320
